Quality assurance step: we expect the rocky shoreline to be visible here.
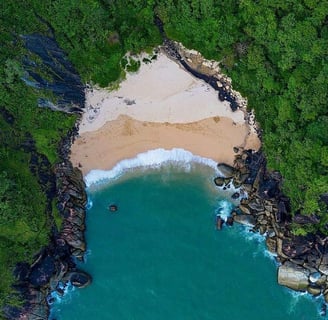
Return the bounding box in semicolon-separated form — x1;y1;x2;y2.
3;34;91;320
4;140;92;320
162;37;328;315
8;27;326;319
215;150;328;315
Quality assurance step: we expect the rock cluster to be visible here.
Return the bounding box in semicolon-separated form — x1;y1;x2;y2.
4;161;91;320
163;40;244;108
7;31;89;320
55;161;87;260
215;149;328;308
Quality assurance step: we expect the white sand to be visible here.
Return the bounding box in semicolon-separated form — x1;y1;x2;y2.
80;53;245;133
71;52;260;175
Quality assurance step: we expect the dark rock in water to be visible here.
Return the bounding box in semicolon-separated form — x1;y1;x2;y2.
231;192;240;200
216;215;224;230
22;34;85;113
109;204;118;212
321;303;327;316
66;271;92;288
226;216;234;226
217;163;235;178
214;177;225;187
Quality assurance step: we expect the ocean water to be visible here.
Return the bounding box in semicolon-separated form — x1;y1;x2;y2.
51;151;323;320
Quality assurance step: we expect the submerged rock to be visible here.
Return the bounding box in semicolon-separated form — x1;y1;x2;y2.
109;204;118;212
216;215;224;230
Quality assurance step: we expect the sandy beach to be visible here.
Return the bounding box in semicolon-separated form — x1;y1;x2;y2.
70;52;260;175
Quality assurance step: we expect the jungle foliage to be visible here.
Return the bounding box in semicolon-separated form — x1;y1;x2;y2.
1;0;328;316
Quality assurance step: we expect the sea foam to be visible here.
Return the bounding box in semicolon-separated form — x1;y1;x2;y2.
85;148;221;187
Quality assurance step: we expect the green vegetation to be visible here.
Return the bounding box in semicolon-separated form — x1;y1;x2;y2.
1;0;328;316
0;3;77;314
157;0;328;228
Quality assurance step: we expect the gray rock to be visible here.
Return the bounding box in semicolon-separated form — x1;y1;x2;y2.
248;200;264;212
278;262;309;291
65;271;92;288
238;204;251;215
233;214;256;227
319;254;328;275
217;163;235;178
309;272;322;283
214;177;225;187
307;285;321;296
266;237;277;253
259;225;267;235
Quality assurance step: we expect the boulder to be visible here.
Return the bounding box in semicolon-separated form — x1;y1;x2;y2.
238;204;251;215
282;237;312;258
65;271;92;288
266;237;277;253
233;214;256;227
226;216;234;226
217;163;235;178
259;225;267;235
231;192;240;200
307;285;321;296
216;215;224;230
319;263;328;276
248;200;264;212
278;262;309;291
309;272;322;283
109;204;118;212
214;177;225;187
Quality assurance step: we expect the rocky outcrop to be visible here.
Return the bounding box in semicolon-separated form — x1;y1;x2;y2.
157;28;253;116
4;32;91;320
278;262;309;291
4;161;91;320
214;149;328;307
55;161;88;260
22;34;85;113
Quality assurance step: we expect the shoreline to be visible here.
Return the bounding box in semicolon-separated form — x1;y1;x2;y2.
70;51;260;175
60;41;328;317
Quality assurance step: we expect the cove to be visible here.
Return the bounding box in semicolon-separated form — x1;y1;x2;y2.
51;162;321;320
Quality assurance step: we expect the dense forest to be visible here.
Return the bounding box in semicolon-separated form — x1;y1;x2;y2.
1;0;328;317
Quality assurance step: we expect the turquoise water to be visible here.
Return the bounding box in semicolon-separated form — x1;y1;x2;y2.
51;161;322;320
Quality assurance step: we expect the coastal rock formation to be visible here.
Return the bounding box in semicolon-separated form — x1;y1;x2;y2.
278;262;309;291
214;149;328;305
55;161;88;260
22;34;85;113
4;161;91;320
5;31;89;316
